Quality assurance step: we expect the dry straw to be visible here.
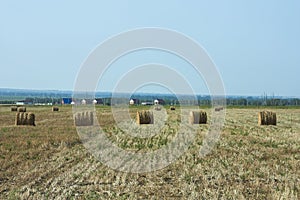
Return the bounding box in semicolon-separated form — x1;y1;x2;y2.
74;111;94;126
258;111;276;125
52;107;59;112
189;111;207;124
17;107;26;112
136;110;154;124
15;112;35;126
11;106;18;112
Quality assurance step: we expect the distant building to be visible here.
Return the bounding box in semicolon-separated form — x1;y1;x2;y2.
129;99;140;105
155;99;165;105
84;99;94;104
129;98;139;105
141;102;153;106
16;101;24;105
129;99;134;105
95;98;103;104
16;98;33;105
62;98;72;104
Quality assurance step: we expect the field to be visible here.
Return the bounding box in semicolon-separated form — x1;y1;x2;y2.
0;105;299;199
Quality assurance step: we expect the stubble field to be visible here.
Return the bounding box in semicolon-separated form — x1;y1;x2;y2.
0;105;299;199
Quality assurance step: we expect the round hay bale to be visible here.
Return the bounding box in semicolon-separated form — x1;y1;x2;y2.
74;111;94;126
136;110;154;124
215;107;223;112
11;106;18;112
52;107;59;112
258;111;276;125
83;111;89;126
189;111;207;124
170;106;176;111
19;112;26;125
15;112;21;125
15;112;35;126
88;111;94;126
155;106;162;111
17;107;26;112
74;112;82;126
24;112;28;125
27;112;35;126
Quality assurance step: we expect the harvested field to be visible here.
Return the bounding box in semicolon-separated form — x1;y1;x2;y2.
0;105;299;199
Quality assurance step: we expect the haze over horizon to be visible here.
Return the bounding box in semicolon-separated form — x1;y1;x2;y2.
1;1;299;97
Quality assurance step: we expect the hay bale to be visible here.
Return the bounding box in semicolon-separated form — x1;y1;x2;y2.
74;111;94;126
215;107;223;112
15;112;20;125
170;106;176;111
11;106;18;112
27;113;35;126
15;112;35;126
258;111;276;125
15;112;23;125
88;111;94;125
189;111;207;124
17;107;26;112
136;110;153;124
74;112;81;126
155;106;162;111
52;107;59;112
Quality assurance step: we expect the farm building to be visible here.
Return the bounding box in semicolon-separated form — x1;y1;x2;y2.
95;98;103;104
62;98;72;104
16;98;34;105
81;99;86;105
154;99;165;105
129;98;140;105
141;102;154;106
16;101;25;105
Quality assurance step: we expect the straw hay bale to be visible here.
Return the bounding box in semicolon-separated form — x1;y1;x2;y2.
17;107;26;112
27;113;35;126
11;106;18;112
258;111;276;125
215;107;223;112
136;110;153;124
52;107;59;112
189;111;207;124
74;111;94;126
155;106;162;111
15;112;35;126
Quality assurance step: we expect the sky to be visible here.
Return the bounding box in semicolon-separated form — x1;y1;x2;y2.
0;1;299;97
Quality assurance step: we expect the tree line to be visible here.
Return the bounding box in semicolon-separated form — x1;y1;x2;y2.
1;96;300;107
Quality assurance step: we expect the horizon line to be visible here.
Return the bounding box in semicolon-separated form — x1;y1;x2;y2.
0;87;299;98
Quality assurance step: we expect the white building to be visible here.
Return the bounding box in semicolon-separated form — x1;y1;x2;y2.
129;99;135;105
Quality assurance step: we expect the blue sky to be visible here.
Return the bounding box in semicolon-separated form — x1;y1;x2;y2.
0;1;299;96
